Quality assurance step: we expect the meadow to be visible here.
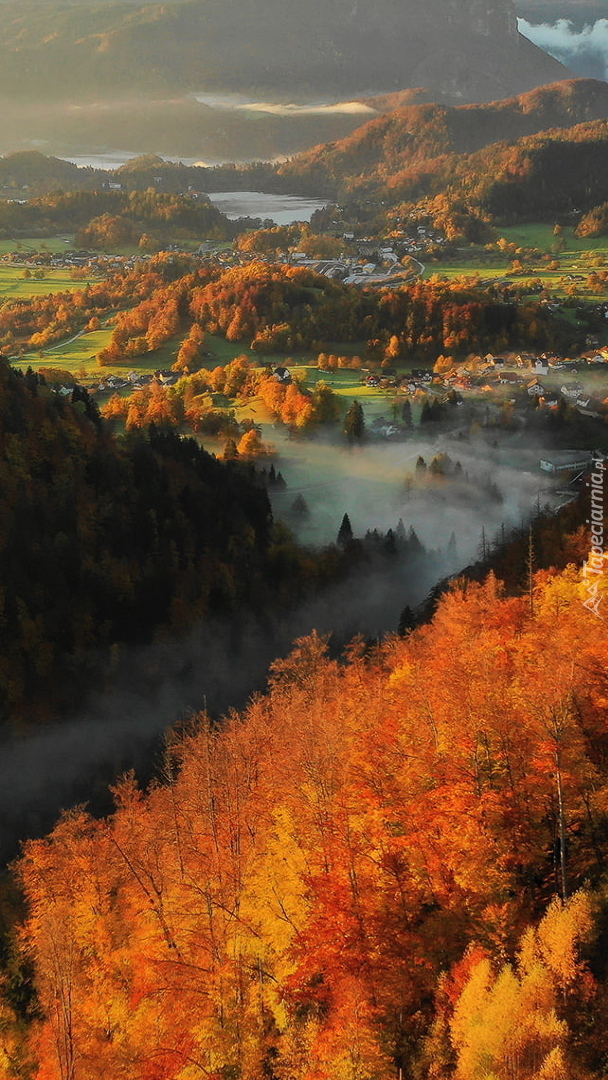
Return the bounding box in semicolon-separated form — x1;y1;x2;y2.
425;225;608;301
0;263;97;300
0;237;76;255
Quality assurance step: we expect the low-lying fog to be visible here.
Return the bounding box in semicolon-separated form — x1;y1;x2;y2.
0;423;557;859
0;93;374;165
0;426;560;864
268;428;548;553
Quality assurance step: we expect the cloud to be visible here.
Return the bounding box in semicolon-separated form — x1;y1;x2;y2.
518;18;608;80
192;92;377;116
242;101;377;117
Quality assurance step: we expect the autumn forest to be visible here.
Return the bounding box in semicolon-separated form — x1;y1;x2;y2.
0;19;608;1080
10;566;608;1080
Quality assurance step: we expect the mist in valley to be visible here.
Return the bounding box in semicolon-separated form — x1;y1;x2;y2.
0;0;598;878
0;93;373;165
0;424;557;864
269;427;548;552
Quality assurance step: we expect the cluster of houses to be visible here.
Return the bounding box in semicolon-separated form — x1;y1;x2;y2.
285;247;409;287
93;369;180;394
359;350;608;429
425;351;608;417
2;248;143;273
364;367;433;391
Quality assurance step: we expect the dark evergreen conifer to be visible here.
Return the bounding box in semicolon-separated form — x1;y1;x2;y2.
337;512;354;547
344;400;365;442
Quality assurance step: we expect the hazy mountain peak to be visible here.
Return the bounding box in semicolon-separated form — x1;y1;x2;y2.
0;0;570;103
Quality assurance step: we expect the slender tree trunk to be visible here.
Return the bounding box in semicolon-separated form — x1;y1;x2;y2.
555;750;568;903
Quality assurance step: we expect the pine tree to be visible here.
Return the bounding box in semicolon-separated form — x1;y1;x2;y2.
223;437;239;460
337;512;354;547
290;494;310;519
384;528;397;556
397;604;416;635
408;526;423;555
344;399;365;442
447;531;458;565
401;400;413;427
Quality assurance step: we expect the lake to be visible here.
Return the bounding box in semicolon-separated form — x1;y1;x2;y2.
59;159;328;224
207;190;328;224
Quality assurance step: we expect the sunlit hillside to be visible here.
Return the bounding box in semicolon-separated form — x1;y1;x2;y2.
13;562;608;1078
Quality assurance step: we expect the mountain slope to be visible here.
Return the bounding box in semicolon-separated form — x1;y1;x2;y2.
0;0;569;103
278;78;608;191
16;564;608;1079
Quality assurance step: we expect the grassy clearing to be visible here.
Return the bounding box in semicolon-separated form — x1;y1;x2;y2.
500;224;608;254
17;328;115;376
16;329;188;381
0;237;76;255
0;265;97;299
424;225;608;308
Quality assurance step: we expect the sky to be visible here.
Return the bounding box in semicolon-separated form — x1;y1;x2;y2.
519;17;608;80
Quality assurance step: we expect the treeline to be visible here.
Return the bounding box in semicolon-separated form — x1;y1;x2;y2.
0;350;431;727
186;263;572;356
0;189;231;244
0;152;289;200
11;559;608;1079
2;255;593;370
0;358;277;724
0;253;598;366
277;79;608;200
0;253;205;353
388;122;608;236
102;358;342;438
278;107;608;239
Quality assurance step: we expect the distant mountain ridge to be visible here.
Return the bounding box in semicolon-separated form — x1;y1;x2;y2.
278;78;608;192
0;0;569;104
516;0;605;24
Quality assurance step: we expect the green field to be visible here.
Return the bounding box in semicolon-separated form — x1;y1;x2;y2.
16;328;188;381
16;327;114;377
500;223;608;254
0;264;97;299
0;237;77;255
423;225;608;308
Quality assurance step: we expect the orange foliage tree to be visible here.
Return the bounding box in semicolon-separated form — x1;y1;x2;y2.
16;567;608;1079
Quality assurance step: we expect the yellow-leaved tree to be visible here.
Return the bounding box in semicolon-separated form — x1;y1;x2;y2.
449;892;594;1080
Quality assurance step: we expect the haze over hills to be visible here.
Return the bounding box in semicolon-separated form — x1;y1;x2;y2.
277;78;608;193
0;0;570;102
0;0;576;163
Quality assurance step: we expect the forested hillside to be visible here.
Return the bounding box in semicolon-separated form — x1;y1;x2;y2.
278;78;608;196
10;562;608;1079
277;81;608;235
0;188;231;242
0;0;567;101
0;359;278;725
